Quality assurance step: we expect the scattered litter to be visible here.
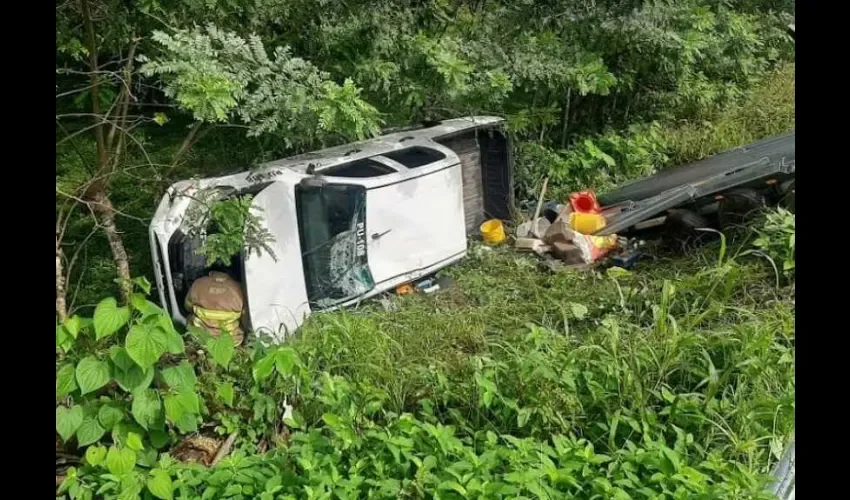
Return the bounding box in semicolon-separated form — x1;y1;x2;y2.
515;237;550;255
415;278;436;290
544;219;615;265
516;217;551;239
568;211;606;234
569;190;601;213
480;219;506;244
393;274;453;297
514;189;652;272
541;200;564;223
611;249;642;269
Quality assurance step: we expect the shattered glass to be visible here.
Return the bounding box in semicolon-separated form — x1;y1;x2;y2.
297;183;375;309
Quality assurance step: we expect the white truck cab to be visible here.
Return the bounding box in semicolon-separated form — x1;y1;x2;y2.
150;116;513;342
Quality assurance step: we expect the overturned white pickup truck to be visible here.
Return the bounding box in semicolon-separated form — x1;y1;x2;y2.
150;116;514;341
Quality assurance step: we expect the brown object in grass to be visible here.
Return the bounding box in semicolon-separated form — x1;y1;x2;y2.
171;435;221;466
210;432;238;467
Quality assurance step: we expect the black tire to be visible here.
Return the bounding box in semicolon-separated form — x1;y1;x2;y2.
665;209;713;249
717;188;765;230
778;179;795;213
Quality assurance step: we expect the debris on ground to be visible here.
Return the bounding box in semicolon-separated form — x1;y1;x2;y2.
516;217;550;239
480;218;507;244
171;435;221;465
392;272;455;299
514;189;648;271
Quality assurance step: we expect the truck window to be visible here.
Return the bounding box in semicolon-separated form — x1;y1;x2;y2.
295;182;375;308
383;147;446;168
321;159;395;178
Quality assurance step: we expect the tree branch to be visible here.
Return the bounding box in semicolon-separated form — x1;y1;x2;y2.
80;0;108;173
167;121;206;175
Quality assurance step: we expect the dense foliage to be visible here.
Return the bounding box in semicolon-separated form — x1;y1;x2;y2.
58;238;795;499
56;1;795;499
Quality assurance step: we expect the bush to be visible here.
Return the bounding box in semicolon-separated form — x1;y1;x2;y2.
58;243;794;500
514;123;669;201
752;208;795;280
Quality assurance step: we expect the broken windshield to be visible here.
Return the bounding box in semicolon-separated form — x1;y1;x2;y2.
295;182;375;309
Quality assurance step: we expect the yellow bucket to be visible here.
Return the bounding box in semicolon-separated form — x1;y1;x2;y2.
480;219;506;244
569;212;606;234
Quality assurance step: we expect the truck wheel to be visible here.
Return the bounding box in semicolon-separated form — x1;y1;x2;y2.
778;180;795;213
665;209;712;249
717;188;765;229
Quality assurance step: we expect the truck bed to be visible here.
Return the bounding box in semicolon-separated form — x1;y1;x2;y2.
595;131;795;236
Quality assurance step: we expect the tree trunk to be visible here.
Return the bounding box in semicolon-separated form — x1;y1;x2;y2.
560;88;572;147
91;191;132;302
56;222;68;323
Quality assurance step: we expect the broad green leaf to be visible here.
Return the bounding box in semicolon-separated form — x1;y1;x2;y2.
126;432;144;451
173;412;199;434
149;430;170;450
163;394;187;424
98;404;125;431
165;329;185;355
111;421;146;449
187;325;211;344
64;315;83;338
137;448;159;468
93;297;131;340
659;446;681;474
106;446;136;475
438;481;467;496
131;293;164;316
283;410;304;430
132;276;152;294
274;348;300;376
56;363;78;398
56;324;72;351
109;346;136;372
76;414;106;446
517;408;532;428
207;332;235;368
150;314;184;355
85;445;107;467
76;357;111;395
56;405;84;442
147;469;172;500
115;364;155;393
160;363;197;390
126;324;169;369
132;389;162;430
164;390;200;428
216;382;234;407
252;352;276;382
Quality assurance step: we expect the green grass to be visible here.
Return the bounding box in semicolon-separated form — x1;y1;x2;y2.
661;63;796;166
288;235;795;471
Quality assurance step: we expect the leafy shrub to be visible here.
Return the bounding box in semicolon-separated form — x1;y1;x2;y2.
57;243;794;500
752;208;795;279
514;123;669;200
55;277;242;464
